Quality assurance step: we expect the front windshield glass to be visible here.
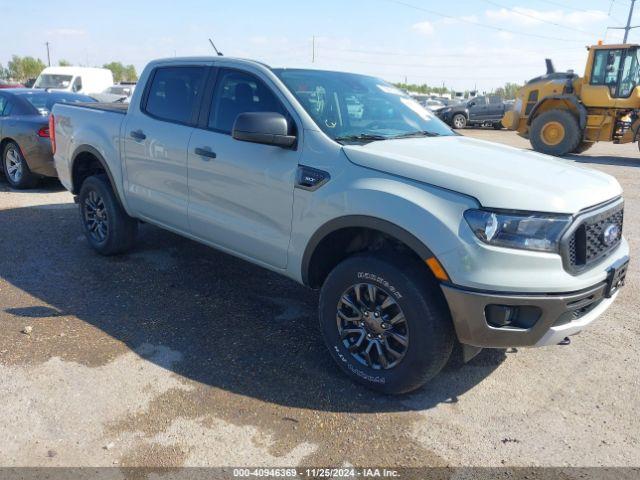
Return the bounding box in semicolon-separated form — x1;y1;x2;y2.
34;74;73;89
273;69;454;143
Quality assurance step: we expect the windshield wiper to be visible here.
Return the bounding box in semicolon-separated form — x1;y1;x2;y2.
389;131;442;140
334;133;388;144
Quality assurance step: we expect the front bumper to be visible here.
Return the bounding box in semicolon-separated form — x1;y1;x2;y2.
441;256;628;348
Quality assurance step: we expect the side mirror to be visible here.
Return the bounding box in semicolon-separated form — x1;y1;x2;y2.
468;101;475;108
232;112;296;148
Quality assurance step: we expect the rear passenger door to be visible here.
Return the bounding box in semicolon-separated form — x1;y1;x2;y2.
123;65;208;232
186;68;301;269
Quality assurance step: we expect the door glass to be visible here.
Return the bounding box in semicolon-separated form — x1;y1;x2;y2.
592;49;623;90
0;96;6;116
208;70;286;134
618;49;640;97
145;66;207;125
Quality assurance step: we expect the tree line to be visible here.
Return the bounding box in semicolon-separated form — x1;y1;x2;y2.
0;55;138;83
394;81;523;100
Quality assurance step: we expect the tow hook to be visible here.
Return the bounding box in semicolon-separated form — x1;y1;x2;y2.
558;337;571;346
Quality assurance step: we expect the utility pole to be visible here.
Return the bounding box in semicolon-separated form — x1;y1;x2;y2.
609;0;638;43
312;36;315;63
45;42;51;66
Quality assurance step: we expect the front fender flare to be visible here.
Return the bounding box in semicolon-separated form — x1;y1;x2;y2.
527;95;588;129
301;215;435;287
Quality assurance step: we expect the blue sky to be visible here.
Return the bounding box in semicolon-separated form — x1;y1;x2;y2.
1;0;636;91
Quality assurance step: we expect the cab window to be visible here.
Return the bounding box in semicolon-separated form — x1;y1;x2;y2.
144;66;207;125
208;69;287;134
591;49;623;87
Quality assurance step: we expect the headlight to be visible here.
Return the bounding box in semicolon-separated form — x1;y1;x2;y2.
464;209;572;252
441;107;452;114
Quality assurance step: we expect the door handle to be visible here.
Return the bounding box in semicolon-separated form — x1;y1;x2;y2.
130;130;146;140
194;147;217;159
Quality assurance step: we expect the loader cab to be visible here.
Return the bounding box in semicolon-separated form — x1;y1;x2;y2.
583;44;640;105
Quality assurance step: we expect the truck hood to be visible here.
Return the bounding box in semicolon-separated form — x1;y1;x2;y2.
342;135;622;213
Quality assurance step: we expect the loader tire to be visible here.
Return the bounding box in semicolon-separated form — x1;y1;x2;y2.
573;141;594;154
530;110;582;156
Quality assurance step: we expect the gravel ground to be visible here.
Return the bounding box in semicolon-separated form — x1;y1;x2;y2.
0;129;637;474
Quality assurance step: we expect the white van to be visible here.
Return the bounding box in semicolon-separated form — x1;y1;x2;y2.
33;67;114;94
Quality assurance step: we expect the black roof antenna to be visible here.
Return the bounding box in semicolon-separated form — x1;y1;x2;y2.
209;38;224;56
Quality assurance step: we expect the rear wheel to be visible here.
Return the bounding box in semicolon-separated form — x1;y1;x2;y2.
2;141;37;189
78;174;138;255
530;109;582;156
319;253;454;394
451;113;467;129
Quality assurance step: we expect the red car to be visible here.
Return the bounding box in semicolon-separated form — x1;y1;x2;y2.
0;80;24;89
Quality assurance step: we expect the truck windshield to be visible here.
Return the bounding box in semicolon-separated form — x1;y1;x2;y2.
273;69;454;143
34;74;73;89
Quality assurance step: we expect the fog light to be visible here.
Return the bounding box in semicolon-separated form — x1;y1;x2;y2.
485;305;516;328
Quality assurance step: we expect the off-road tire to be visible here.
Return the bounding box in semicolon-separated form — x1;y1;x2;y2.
573;141;594;154
451;113;467;129
319;253;454;394
78;174;138;255
2;141;38;189
530;109;582;156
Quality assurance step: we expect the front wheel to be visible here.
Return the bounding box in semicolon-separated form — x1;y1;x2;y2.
530;110;581;156
78;174;138;255
451;114;467;129
319;253;454;394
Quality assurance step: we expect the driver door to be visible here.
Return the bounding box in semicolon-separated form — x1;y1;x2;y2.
581;48;623;106
187;68;301;268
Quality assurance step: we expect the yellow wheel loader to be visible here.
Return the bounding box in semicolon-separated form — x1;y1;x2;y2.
503;43;640;156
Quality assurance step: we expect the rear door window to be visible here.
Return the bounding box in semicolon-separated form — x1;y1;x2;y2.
144;66;207;125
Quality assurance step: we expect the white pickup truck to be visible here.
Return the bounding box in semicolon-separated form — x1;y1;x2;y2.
51;57;629;394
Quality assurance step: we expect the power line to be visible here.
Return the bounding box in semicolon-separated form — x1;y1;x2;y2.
536;0;601;13
481;0;595;36
607;0;639;41
316;45;581;58
378;0;587;43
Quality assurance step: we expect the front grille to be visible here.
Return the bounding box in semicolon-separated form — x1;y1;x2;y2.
562;200;624;274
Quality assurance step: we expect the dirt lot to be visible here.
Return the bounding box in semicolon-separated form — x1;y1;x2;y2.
0;129;638;473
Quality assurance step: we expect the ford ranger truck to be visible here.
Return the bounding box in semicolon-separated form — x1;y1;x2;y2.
51;58;630;394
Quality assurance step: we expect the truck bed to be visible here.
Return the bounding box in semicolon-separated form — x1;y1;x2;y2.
73;102;129;114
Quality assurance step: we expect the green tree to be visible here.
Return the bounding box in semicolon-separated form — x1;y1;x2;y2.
103;62;138;83
58;59;72;67
493;82;522;100
124;64;138;82
0;64;7;80
7;55;46;82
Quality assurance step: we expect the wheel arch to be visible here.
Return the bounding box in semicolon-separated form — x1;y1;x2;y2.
301;215;437;289
70;145;121;200
527;95;587;129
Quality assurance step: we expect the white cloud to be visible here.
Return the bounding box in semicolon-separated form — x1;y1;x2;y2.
412;21;435;36
485;7;607;27
440;15;479;25
47;28;86;36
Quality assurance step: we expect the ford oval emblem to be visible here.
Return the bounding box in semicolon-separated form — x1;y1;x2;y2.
603;224;621;246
